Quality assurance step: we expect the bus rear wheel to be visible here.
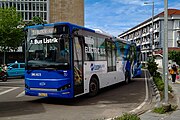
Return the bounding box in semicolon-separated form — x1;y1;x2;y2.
88;77;99;97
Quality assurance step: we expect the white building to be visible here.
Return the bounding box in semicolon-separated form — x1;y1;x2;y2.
118;9;180;61
0;0;84;26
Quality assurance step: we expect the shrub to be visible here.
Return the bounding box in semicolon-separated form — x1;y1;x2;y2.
153;77;172;92
113;113;140;120
168;51;180;66
153;105;178;114
147;57;158;76
153;106;165;114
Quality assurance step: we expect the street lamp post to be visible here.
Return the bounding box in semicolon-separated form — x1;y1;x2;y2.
144;1;154;59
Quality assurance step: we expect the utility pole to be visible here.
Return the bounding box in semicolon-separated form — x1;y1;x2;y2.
163;0;169;104
144;0;154;59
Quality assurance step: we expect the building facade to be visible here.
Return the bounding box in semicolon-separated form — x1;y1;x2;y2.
119;9;180;61
0;0;84;26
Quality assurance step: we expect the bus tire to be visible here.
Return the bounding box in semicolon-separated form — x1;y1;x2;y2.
125;71;130;84
88;77;99;97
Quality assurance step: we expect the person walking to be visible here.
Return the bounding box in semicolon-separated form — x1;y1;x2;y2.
169;64;178;83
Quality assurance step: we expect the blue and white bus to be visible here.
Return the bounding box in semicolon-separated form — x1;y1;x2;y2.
25;22;141;98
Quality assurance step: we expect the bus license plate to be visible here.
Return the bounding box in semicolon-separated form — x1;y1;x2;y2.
38;93;48;97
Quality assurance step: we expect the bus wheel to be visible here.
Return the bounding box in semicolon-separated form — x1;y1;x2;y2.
125;71;130;84
88;77;99;97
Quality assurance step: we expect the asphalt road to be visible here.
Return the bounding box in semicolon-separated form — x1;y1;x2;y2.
0;71;148;120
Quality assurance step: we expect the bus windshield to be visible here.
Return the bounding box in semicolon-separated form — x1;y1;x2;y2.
26;25;70;70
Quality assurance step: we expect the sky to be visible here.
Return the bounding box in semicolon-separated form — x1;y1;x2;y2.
85;0;180;37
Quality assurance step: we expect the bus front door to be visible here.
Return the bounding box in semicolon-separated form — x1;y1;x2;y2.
73;36;84;96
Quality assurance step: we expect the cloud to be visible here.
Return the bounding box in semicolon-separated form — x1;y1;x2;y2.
85;0;180;37
169;1;180;9
111;0;146;6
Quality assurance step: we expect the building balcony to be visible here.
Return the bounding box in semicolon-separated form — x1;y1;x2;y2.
141;42;146;45
154;37;160;42
154;27;160;33
177;36;180;41
142;47;151;50
175;26;180;30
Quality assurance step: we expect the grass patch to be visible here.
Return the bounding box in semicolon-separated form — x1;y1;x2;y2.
153;105;178;114
113;113;140;120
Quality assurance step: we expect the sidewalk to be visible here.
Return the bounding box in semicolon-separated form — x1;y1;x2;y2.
140;78;180;120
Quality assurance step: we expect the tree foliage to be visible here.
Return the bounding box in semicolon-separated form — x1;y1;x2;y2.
147;57;158;76
0;7;24;52
168;50;180;65
25;16;47;26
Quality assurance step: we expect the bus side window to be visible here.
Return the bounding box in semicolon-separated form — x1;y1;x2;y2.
84;36;94;61
107;40;116;72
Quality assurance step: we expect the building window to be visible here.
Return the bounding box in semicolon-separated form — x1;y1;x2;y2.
33;3;35;10
40;3;43;11
44;13;47;20
25;3;28;10
17;3;20;10
29;3;32;10
36;3;39;11
44;3;47;11
25;12;28;20
29;12;32;20
21;3;24;10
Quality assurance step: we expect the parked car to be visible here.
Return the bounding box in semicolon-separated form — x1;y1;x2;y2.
7;62;25;78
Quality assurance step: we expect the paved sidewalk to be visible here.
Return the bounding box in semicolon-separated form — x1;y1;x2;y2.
140;78;180;120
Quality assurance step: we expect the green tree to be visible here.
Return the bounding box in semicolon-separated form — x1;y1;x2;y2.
147;57;158;76
0;7;24;52
168;51;180;65
25;16;47;26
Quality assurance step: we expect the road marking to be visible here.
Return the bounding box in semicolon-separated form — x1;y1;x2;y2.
106;70;150;120
130;70;149;113
0;81;24;84
16;91;25;98
0;87;19;96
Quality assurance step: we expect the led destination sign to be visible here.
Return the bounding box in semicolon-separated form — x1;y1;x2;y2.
30;38;58;44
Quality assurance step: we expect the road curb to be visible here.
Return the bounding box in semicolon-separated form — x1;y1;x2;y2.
149;76;161;108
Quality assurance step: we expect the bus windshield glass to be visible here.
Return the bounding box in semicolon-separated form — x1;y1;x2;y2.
26;25;70;70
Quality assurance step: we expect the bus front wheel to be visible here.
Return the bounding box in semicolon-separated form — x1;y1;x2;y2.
88;77;99;97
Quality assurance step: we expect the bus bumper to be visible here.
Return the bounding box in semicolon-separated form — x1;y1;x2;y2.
25;88;73;98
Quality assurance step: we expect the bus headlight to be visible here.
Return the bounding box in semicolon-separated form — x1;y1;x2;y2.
57;84;71;91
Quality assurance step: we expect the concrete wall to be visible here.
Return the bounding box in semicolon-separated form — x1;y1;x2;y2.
155;55;163;68
155;59;163;68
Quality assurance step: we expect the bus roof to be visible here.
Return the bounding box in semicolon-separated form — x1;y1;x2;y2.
25;22;95;33
25;22;134;46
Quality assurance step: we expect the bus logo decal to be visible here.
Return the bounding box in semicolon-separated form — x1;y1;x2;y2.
39;82;46;86
90;63;105;71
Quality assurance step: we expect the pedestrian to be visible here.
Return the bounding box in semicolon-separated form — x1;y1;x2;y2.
168;64;172;80
169;64;178;83
3;64;7;72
